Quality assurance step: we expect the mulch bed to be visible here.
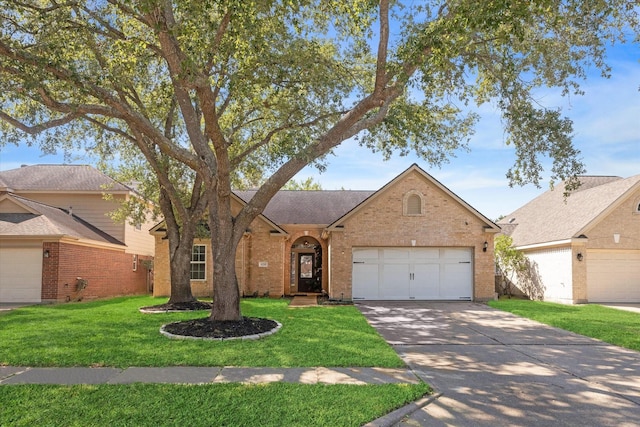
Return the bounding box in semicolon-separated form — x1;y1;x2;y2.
162;316;279;339
141;301;278;339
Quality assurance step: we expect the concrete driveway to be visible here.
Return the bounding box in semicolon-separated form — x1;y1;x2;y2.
357;301;640;427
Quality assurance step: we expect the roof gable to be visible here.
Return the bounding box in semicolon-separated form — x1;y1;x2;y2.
499;175;640;247
327;164;500;231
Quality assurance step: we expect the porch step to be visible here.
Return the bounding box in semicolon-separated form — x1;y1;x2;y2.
289;295;318;307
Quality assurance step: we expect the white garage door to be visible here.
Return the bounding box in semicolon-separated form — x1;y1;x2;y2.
352;247;473;300
587;250;640;303
0;247;42;303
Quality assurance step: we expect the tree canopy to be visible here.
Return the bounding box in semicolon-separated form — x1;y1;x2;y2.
1;0;637;320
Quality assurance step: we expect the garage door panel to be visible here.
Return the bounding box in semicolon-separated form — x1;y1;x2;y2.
0;247;42;303
383;248;412;260
411;248;440;260
353;248;379;260
441;263;473;300
588;251;640;303
380;264;410;299
352;263;379;300
411;263;440;299
442;248;472;261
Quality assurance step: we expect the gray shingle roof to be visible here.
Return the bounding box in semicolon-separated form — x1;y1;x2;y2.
0;194;124;245
498;175;640;247
0;164;131;192
234;190;375;225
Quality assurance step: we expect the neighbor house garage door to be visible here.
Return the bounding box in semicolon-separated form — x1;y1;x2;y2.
0;247;42;303
352;247;472;300
587;250;640;303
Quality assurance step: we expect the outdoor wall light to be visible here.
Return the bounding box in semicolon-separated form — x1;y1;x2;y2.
482;241;488;252
43;249;50;258
577;252;584;261
613;233;620;244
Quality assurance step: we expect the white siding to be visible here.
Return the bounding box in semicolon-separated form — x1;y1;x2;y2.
525;247;573;303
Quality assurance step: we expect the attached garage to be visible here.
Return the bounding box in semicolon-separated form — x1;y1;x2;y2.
587;250;640;303
352;247;473;300
0;246;42;303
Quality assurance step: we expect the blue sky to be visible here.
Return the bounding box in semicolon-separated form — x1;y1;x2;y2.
1;45;638;221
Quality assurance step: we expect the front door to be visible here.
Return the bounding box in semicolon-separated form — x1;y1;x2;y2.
297;253;317;293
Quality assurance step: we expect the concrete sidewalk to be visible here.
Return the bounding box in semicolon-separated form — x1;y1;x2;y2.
0;365;421;386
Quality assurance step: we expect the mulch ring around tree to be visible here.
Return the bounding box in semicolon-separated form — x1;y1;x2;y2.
140;301;281;340
160;317;281;341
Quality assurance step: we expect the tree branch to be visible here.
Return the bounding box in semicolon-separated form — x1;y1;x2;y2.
0;110;81;134
374;0;389;93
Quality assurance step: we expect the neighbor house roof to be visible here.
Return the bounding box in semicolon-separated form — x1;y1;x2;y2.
499;175;640;247
0;193;124;246
234;190;375;225
0;164;132;193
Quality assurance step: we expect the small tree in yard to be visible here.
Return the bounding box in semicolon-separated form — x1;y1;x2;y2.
1;1;638;326
494;235;526;298
103;153;209;305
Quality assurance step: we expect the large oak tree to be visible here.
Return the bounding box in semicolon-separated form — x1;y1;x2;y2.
1;0;637;321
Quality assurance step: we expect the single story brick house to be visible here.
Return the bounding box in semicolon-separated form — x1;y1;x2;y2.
498;175;640;304
0;165;155;303
152;164;500;301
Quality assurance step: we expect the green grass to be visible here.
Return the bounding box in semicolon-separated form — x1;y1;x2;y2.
0;296;430;426
0;296;403;368
488;299;640;351
0;382;431;427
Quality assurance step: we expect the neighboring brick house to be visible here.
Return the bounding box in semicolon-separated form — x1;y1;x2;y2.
152;164;500;301
0;165;155;303
498;175;640;304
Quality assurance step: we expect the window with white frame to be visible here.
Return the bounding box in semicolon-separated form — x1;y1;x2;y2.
190;245;206;280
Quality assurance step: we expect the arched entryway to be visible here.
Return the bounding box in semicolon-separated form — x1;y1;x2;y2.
290;236;323;294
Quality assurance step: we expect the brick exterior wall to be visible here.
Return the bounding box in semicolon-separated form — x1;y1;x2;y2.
328;171;496;301
153;223;287;299
585;188;640;251
152;169;497;301
152;237;215;298
42;241;151;302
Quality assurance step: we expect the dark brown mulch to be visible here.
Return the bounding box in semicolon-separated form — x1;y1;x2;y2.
140;301;213;312
163;316;278;339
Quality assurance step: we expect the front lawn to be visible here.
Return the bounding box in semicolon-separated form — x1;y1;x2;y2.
0;296;430;426
488;299;640;351
0;296;403;368
0;382;430;427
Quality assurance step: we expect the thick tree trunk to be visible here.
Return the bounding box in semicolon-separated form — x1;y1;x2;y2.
167;231;197;304
209;237;241;321
159;186;197;304
207;169;243;321
208;205;243;320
